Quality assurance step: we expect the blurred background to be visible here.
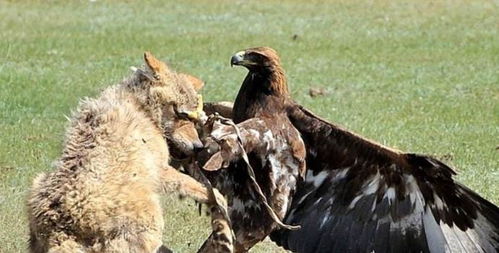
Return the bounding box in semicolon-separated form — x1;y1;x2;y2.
0;0;497;252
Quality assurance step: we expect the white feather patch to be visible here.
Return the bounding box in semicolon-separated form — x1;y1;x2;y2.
305;170;329;187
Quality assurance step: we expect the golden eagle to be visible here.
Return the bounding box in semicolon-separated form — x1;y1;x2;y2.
202;47;499;253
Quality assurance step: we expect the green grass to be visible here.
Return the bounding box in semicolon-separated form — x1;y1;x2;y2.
1;0;498;252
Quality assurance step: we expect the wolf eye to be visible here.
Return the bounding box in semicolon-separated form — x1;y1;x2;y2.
177;112;189;119
173;106;189;119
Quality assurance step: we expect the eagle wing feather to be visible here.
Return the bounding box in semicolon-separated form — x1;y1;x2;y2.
269;104;499;253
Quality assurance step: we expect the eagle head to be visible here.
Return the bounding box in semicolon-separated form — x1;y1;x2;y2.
231;47;289;123
231;47;281;72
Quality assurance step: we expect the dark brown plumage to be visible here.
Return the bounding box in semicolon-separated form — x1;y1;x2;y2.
274;104;499;253
205;47;499;252
201;48;306;252
231;47;289;124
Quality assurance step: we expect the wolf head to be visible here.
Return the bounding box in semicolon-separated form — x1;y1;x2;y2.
129;52;206;158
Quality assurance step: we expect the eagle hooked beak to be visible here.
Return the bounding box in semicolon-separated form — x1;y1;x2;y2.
230;51;247;67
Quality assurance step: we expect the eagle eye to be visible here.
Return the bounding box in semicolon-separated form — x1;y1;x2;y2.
248;53;265;63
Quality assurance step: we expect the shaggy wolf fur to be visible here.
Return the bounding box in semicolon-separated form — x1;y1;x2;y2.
27;52;231;253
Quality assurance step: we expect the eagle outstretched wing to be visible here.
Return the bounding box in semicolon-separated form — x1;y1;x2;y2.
269;104;499;253
206;45;499;252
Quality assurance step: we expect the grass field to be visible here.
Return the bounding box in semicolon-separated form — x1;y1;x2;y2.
1;0;498;252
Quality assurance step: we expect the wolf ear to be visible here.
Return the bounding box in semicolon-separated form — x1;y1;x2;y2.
181;74;204;91
144;51;169;75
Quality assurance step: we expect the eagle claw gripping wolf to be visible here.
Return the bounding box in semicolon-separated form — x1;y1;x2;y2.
185;160;235;253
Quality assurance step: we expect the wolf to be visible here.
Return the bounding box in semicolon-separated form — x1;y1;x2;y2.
27;52;232;253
